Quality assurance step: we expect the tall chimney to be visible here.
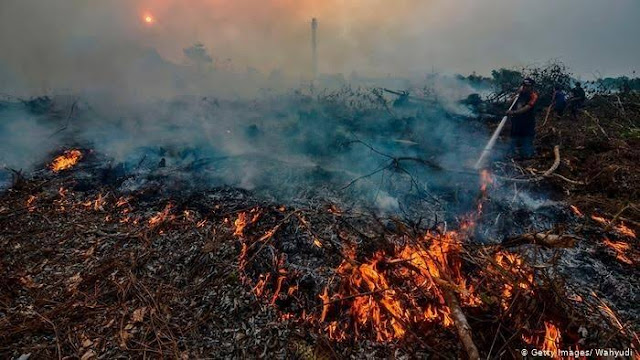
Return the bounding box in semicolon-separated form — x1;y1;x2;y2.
311;18;318;80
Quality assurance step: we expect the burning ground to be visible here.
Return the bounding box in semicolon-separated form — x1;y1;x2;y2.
1;89;639;359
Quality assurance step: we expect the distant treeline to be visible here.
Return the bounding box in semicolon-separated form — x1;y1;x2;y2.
456;62;638;105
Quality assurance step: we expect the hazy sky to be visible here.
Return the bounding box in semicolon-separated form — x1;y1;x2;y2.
1;0;638;91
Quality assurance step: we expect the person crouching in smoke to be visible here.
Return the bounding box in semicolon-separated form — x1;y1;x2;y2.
507;78;539;159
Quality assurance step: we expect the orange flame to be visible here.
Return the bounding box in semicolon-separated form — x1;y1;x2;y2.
26;195;37;211
253;274;270;297
493;251;534;310
148;204;174;227
615;222;636;239
570;205;584;217
542;322;561;356
602;238;633;265
319;287;330;322
316;228;480;341
236;164;547;344
477;170;494;214
592;214;636;238
233;209;261;237
83;193;106;211
234;212;248;237
51;150;82;172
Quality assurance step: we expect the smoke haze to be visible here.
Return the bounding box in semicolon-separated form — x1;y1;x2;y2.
1;0;639;95
1;0;637;215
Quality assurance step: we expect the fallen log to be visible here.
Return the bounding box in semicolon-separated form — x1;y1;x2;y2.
442;288;480;360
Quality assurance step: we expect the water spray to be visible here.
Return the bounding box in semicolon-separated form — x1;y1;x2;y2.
473;94;520;170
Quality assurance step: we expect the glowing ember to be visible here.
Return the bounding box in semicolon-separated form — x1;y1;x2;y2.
597;300;624;330
83;193;105;211
319;287;330;322
26;195;37;211
570;205;584;217
602;238;634;265
253;274;270;297
148;204;174;227
50;150;82;172
615;222;636;238
591;214;636;238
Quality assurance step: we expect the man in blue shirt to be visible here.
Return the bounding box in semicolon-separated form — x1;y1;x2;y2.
552;86;567;116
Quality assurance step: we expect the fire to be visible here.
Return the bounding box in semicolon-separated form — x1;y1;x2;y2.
493;251;534;311
522;322;563;359
591;214;636;238
314;228;481;342
615;222;636;239
319;287;330;322
332;256;404;341
542;322;561;355
570;205;584;217
478;170;494;214
116;197;130;208
234;212;248;237
51;150;82;172
26;195;37;211
270;256;287;305
480;169;493;193
148;203;174;227
233;161;556;346
253;274;270;297
233;209;261;238
602;238;634;265
83;193;105;211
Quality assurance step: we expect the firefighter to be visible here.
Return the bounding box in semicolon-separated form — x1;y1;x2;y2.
506;78;539;159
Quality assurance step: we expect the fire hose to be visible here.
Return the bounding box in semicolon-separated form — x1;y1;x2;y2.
473;94;520;170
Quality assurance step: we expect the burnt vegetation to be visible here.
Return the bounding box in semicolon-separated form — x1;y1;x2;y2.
1;63;639;359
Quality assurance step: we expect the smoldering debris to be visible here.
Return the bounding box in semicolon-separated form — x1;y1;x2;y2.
1;84;489;218
1;78;639;359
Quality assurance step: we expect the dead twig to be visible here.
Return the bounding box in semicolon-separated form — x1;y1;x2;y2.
33;311;62;360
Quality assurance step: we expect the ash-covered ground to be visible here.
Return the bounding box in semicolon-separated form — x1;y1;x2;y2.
1;86;638;359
